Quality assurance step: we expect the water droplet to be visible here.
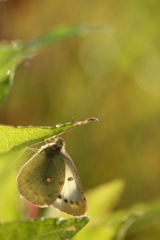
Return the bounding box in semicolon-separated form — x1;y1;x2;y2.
55;218;64;225
55;123;63;127
11;40;22;50
75;217;83;222
65;122;72;125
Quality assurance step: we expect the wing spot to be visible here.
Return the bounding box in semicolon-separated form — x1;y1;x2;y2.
68;177;73;181
58;194;62;199
46;177;54;184
64;198;68;203
59;181;64;185
70;201;74;205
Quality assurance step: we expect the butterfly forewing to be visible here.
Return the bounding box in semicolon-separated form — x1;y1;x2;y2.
53;151;87;216
17;145;65;207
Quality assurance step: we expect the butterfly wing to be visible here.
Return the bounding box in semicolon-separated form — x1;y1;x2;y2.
17;146;65;207
52;151;87;216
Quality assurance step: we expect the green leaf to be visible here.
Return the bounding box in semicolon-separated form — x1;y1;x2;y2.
74;180;125;240
75;183;160;240
0;148;25;222
123;201;160;239
0;41;23;104
0;118;98;154
0;24;108;104
106;201;160;240
87;179;125;219
0;217;89;240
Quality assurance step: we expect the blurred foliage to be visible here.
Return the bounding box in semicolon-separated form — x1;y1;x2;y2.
0;0;160;239
0;217;89;240
0;24;105;104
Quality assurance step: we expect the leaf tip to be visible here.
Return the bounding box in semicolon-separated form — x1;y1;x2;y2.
75;117;98;126
85;117;99;123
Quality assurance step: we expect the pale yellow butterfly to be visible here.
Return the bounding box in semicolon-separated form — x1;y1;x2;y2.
17;138;87;216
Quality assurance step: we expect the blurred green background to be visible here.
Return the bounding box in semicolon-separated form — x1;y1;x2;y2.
0;0;160;219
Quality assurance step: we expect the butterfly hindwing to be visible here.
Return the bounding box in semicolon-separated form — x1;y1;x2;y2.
17;144;65;207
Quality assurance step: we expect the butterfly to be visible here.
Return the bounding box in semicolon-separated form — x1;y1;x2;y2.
17;137;87;216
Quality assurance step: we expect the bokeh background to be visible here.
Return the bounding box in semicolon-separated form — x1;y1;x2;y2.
0;0;160;213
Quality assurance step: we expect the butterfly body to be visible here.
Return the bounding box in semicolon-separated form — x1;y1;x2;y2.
17;138;87;216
